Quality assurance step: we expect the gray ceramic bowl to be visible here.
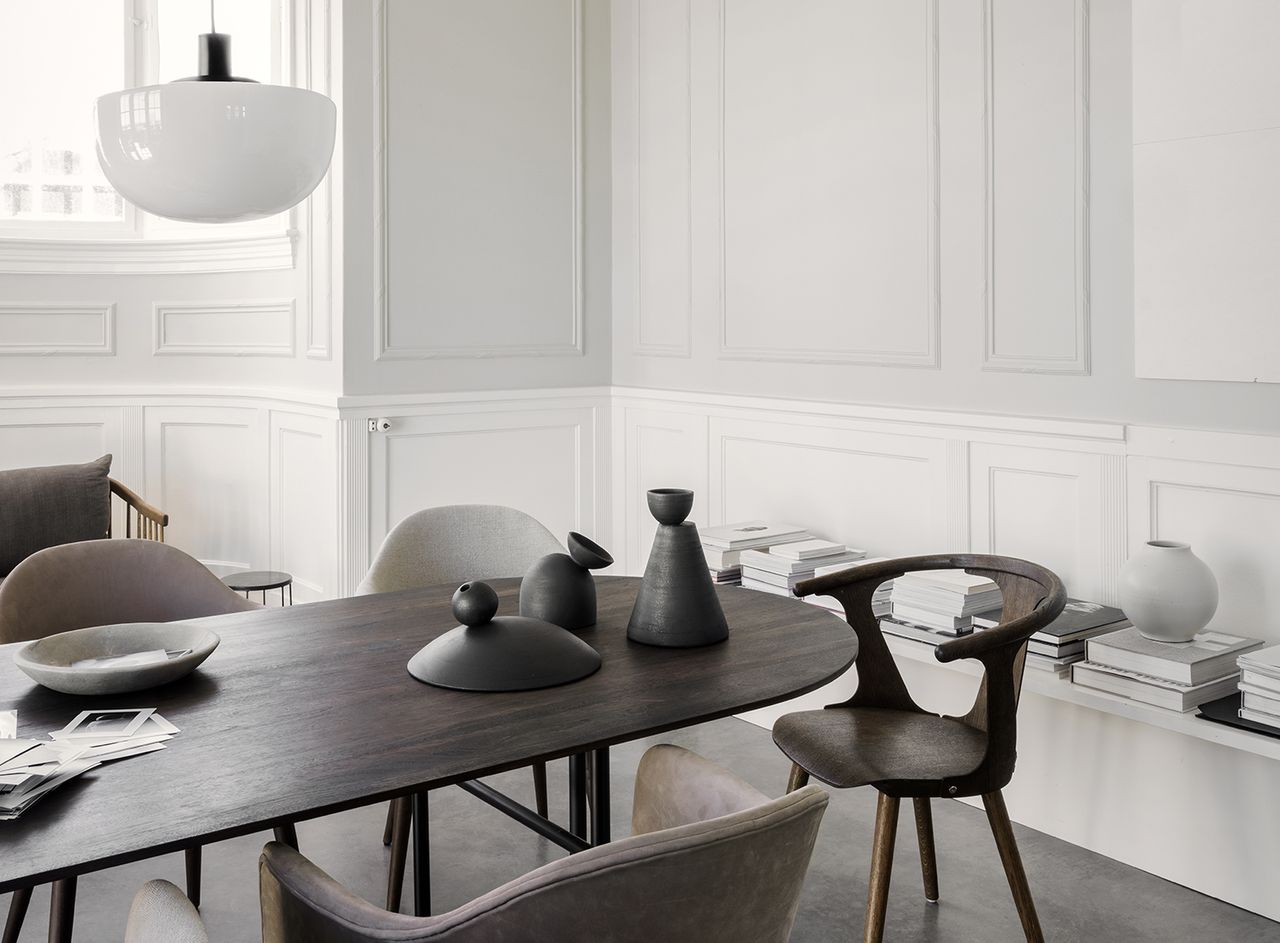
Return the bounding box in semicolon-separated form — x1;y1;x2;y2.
14;622;220;695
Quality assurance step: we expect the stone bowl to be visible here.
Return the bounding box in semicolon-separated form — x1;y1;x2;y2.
14;622;220;695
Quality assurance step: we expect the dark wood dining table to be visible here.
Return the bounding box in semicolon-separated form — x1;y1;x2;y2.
0;575;856;940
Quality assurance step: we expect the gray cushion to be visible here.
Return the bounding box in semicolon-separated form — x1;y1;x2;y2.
0;455;112;577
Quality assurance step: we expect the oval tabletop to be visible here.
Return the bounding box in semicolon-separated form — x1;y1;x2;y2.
221;570;292;592
0;576;855;891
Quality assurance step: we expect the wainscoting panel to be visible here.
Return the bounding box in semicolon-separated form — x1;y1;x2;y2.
144;406;267;574
1129;455;1280;644
982;0;1090;374
713;0;939;366
271;411;338;602
0;304;115;356
366;406;598;561
621;406;708;573
153;301;296;357
709;417;950;556
970;442;1104;601
0;407;122;472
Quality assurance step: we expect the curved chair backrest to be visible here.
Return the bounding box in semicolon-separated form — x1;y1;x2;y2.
260;745;829;943
0;539;257;644
126;880;208;943
356;505;563;595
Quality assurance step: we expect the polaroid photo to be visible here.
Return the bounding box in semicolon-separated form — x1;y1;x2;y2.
0;710;15;739
54;708;155;741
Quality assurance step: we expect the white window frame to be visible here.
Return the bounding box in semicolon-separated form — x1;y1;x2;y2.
0;0;303;274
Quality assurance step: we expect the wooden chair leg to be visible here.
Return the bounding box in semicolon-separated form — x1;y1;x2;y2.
184;846;202;908
382;802;396;845
912;798;939;903
386;796;410;912
786;762;810;793
983;790;1044;943
532;761;549;818
864;792;900;943
2;886;32;943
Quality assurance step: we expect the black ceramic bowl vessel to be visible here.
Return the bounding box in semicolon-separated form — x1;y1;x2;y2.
647;488;694;526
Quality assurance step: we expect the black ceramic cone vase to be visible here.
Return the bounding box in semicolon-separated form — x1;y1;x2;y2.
519;532;613;630
627;489;729;647
408;581;601;692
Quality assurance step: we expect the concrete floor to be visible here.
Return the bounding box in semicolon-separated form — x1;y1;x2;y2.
5;716;1278;942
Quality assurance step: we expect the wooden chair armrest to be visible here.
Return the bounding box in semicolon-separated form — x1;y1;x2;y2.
110;478;169;526
933;612;1049;664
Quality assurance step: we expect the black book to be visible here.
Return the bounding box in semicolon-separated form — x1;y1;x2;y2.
1032;599;1128;644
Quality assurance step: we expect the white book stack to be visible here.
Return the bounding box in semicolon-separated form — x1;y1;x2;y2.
803;557;893;619
739;539;867;599
1237;644;1280;728
699;520;809;586
1072;628;1264;712
884;570;1002;638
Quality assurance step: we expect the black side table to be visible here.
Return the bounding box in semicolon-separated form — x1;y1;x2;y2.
222;570;293;606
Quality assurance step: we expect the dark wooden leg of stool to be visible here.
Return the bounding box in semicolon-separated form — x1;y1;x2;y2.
386;796;410;912
184;847;202;908
48;877;77;943
786;762;810;793
913;798;939;903
532;761;549;818
983;790;1044;943
3;887;32;943
273;823;299;850
864;792;900;943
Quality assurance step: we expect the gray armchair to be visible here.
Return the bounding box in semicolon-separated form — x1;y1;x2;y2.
260;745;828;943
125;880;208;943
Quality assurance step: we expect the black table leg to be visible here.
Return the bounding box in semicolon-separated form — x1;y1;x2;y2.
3;886;32;943
48;877;76;943
273;823;299;850
568;753;588;840
412;792;430;917
590;747;610;845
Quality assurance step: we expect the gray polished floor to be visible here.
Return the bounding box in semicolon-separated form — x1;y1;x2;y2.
6;716;1278;941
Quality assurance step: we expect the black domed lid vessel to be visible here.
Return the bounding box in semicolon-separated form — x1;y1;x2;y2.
408;581;602;692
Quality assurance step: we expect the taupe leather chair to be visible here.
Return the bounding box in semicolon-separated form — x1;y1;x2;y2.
259;744;828;943
125;880;208;943
0;539;257;943
775;554;1066;943
358;504;566;911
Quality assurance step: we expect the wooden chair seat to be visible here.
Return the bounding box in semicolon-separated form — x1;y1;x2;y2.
774;707;987;793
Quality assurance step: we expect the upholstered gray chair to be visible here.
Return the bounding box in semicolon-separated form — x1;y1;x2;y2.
358;504;565;912
0;540;257;943
125;881;209;943
260;744;828;943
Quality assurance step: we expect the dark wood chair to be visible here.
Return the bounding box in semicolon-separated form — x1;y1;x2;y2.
774;553;1065;943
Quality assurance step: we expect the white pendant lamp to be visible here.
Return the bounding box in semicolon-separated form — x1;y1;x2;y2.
94;4;336;224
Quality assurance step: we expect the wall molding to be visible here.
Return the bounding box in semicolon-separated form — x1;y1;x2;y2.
371;0;585;361
0;304;115;356
630;0;694;359
982;0;1091;375
153;300;297;357
0;232;295;276
715;0;942;368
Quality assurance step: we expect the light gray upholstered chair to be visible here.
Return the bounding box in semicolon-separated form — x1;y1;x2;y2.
358;504;565;912
125;880;209;943
0;540;258;943
260;744;829;943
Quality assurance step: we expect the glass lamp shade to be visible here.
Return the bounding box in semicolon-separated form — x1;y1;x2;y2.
94;82;336;223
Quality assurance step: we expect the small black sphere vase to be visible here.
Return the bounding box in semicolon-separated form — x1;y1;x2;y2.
627;488;729;648
407;581;601;692
519;532;613;630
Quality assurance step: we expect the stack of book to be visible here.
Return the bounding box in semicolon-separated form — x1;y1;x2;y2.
974;599;1130;676
879;570;1001;644
739;539;867;598
699;520;809;585
1237;645;1280;728
804;556;893;619
1072;628;1264;712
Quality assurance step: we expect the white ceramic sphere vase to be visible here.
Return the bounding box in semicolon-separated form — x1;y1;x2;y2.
1118;540;1219;643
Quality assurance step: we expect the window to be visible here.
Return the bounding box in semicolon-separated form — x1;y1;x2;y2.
0;0;284;240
